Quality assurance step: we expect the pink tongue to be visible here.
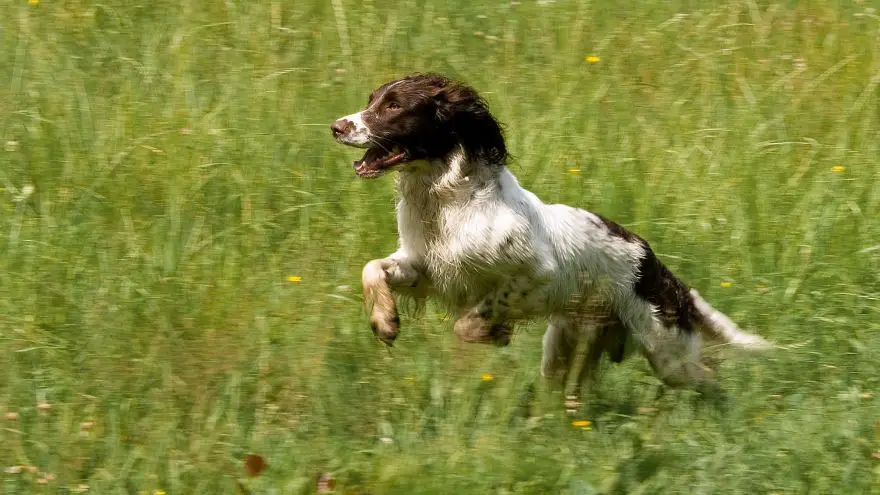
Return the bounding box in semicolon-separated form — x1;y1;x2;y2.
354;148;384;169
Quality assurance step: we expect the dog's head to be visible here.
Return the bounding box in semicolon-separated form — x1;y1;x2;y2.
331;74;506;178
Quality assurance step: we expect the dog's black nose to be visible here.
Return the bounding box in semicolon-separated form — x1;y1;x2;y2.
331;119;353;138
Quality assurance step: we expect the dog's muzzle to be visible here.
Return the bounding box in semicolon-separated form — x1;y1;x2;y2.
331;119;354;139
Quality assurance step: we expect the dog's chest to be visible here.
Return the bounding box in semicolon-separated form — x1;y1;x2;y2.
397;189;537;304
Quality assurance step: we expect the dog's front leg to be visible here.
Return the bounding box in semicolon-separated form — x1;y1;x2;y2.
453;287;517;347
454;306;513;346
453;276;540;346
361;253;422;346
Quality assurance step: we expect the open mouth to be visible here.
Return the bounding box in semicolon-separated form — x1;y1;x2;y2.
353;147;409;179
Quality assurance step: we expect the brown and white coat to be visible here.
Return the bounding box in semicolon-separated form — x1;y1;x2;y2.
331;74;770;394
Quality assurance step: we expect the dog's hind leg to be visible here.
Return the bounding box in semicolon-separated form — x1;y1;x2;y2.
574;314;629;390
616;297;720;395
540;316;578;381
362;253;424;346
643;329;720;396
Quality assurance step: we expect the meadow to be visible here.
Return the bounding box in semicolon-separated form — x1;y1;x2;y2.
2;0;879;493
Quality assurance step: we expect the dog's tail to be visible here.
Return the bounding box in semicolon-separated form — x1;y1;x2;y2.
690;289;772;350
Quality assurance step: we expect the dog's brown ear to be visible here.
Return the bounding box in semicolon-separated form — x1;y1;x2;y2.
430;84;453;121
432;83;480;122
430;81;507;164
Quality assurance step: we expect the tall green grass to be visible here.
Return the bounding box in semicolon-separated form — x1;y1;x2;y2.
2;0;879;493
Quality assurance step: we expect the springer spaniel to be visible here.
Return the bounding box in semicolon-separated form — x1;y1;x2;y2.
331;74;770;395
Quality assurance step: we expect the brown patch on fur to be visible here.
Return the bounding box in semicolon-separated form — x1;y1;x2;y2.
633;243;697;331
595;214;697;332
595;214;637;242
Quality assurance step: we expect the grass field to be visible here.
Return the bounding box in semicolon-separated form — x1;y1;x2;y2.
2;0;880;493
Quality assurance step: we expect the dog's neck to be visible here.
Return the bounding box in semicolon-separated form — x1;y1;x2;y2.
396;147;501;205
394;147;505;257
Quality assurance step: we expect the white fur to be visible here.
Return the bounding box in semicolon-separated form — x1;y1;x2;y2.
690;289;771;349
396;151;645;313
336;111;372;148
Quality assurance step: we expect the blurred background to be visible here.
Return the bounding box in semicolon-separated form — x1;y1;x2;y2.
1;0;878;493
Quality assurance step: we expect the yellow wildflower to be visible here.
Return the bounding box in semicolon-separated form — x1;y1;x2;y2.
154;490;167;495
720;281;733;288
585;55;600;64
567;168;581;175
572;420;592;430
481;373;494;382
287;275;302;283
28;0;39;5
831;165;845;173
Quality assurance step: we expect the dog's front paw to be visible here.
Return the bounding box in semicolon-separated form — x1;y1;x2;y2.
370;311;400;346
489;323;512;347
454;315;512;346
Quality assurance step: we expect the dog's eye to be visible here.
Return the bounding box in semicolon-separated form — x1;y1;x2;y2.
387;102;401;111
